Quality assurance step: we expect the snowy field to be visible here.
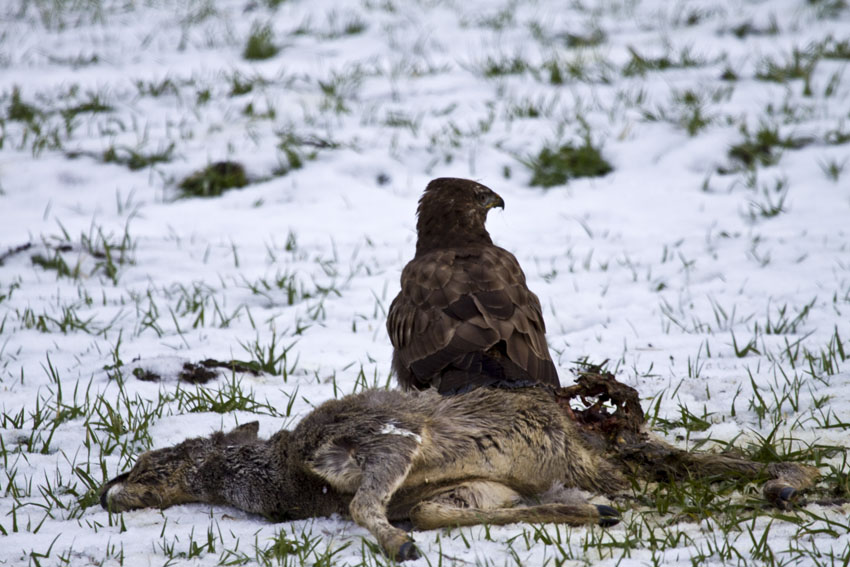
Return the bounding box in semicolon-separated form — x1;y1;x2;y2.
2;0;850;564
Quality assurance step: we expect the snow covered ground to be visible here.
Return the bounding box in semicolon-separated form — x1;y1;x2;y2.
1;0;849;564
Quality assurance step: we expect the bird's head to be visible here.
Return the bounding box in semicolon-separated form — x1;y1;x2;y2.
415;178;505;255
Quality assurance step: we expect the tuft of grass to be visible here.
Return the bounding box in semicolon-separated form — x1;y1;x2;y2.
726;124;812;170
755;48;818;85
622;45;705;77
680;91;721;127
342;18;366;36
642;89;715;136
478;53;529;77
819;36;850;59
756;297;815;335
229;77;253;97
383;110;421;133
747;177;790;220
228;72;270;97
31;247;79;280
527;138;613;188
27;223;134;285
825;123;850;145
82;222;137;284
727;17;780;39
255;526;350;565
562;29;606;48
654;404;713;433
320;11;368;38
243;100;276;120
135;77;178;97
317;66;364;114
7;87;41;123
60;92;112;122
102;143;175;170
720;66;738;81
808;0;848;19
819;157;847;182
238;328;298;378
544;60;564;85
46;53;100;68
543;53;613;84
243;23;279;61
196;88;211;105
272;130;336;176
178;161;248;198
174;375;282;416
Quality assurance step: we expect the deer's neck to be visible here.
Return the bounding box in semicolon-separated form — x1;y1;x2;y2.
196;431;350;519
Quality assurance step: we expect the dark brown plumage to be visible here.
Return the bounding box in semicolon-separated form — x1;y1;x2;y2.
387;177;560;394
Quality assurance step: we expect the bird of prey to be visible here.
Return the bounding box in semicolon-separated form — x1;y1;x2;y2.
387;177;560;394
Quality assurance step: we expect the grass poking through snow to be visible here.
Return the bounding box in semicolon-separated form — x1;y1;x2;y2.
1;1;849;565
527;137;613;187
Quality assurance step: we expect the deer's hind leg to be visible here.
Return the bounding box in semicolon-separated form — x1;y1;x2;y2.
620;439;820;508
762;462;821;508
409;481;620;530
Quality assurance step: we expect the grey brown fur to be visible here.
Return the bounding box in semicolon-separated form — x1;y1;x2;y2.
387;178;560;394
101;386;818;561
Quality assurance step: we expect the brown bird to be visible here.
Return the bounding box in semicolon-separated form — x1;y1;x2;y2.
387;177;560;394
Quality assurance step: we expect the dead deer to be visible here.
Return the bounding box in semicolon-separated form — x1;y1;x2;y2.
100;374;819;561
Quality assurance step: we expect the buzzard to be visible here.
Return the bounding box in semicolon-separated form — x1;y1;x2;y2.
387;177;560;394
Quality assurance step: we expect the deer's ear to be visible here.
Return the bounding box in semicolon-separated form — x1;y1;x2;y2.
218;421;260;445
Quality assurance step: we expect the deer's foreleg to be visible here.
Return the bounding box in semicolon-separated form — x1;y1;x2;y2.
344;436;422;562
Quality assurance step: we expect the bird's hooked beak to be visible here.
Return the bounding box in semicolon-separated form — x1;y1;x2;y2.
485;192;505;211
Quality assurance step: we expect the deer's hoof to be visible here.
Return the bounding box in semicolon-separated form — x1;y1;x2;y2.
779;486;797;502
396;541;420;562
596;505;620;527
765;480;801;509
776;486;798;510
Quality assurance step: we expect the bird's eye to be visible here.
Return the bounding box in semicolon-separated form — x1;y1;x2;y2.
476;192;489;204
